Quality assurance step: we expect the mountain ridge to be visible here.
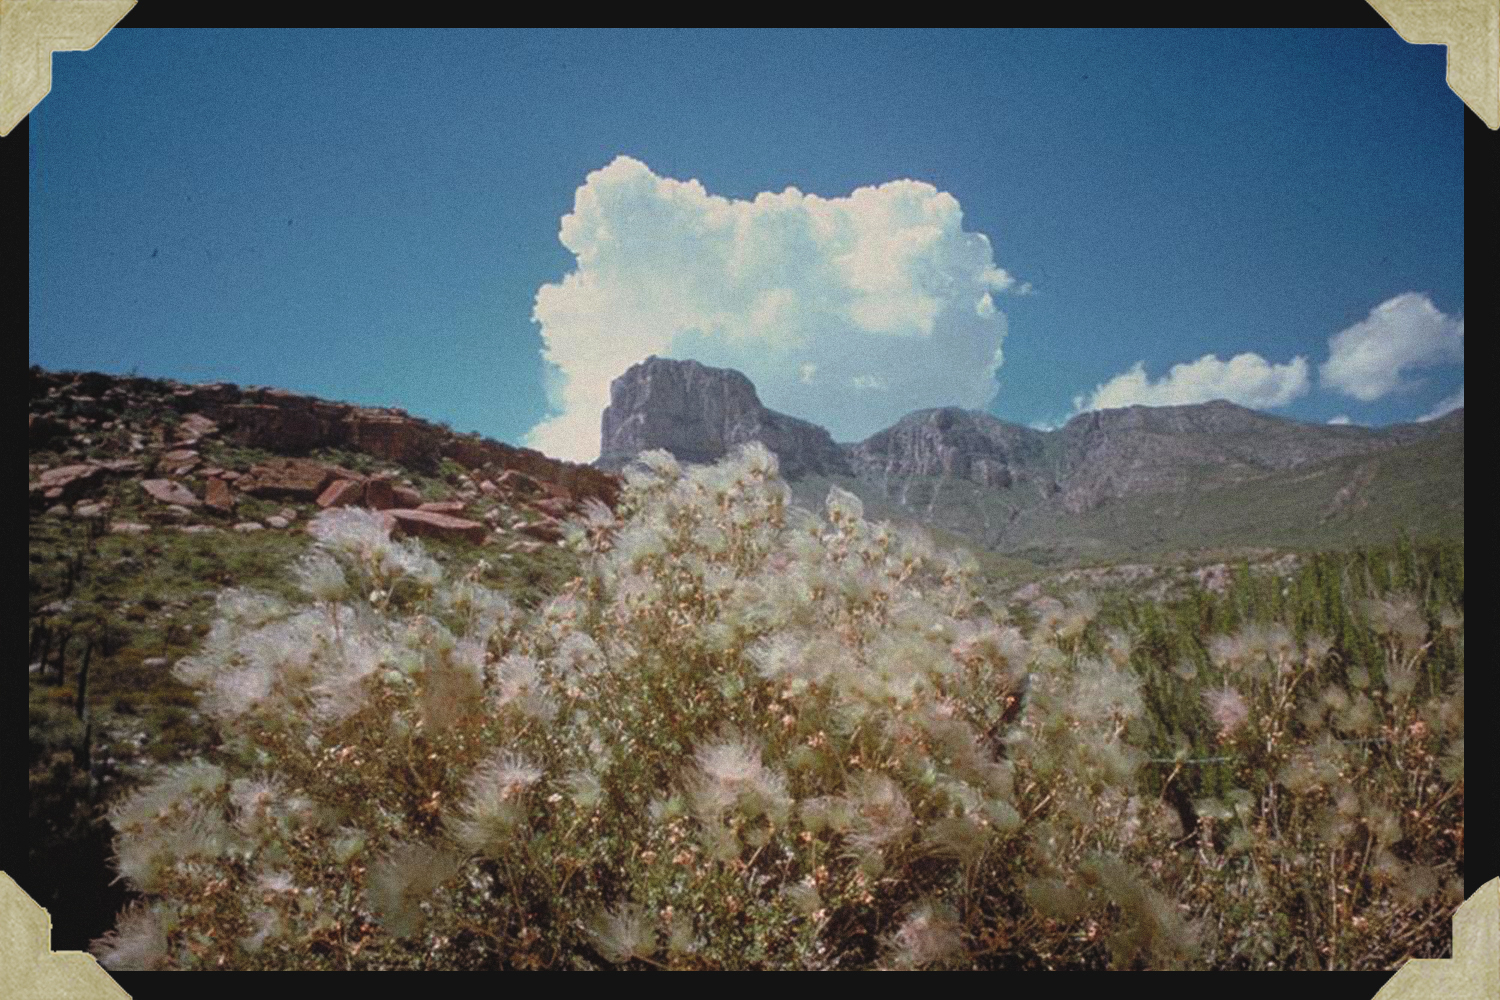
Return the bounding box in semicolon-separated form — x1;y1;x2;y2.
595;356;1463;562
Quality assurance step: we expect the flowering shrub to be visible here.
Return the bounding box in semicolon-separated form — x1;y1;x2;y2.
89;445;1461;970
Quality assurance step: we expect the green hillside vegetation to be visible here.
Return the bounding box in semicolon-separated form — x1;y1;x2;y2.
40;443;1461;970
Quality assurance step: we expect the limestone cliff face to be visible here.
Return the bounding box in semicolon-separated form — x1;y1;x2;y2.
845;407;1044;490
596;356;851;478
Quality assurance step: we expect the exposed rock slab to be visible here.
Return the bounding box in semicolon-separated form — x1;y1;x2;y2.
317;478;366;508
141;479;201;507
237;459;346;501
384;509;488;545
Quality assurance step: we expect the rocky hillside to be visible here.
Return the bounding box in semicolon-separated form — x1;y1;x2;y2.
597;356;851;478
593;357;1464;562
29;366;622;548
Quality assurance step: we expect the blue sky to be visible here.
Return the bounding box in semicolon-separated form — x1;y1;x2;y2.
30;28;1465;461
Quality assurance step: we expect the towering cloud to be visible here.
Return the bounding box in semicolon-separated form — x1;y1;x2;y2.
1320;293;1464;402
526;156;1019;461
1072;352;1311;414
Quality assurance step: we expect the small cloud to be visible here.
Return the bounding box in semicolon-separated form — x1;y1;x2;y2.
1072;352;1310;414
1327;415;1352;425
1416;384;1464;422
852;374;887;390
799;362;818;384
1320;293;1463;402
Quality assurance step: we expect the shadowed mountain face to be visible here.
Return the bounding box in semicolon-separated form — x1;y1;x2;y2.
595;357;1464;562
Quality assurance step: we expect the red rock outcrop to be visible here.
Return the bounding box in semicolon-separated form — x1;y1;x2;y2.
216;402;344;454
384;509;488;546
317;478;366;508
365;477;396;510
347;412;443;468
443;437;620;508
495;469;545;497
416;500;467;515
204;477;236;513
391;485;424;509
237;459;345;501
37;368;624;516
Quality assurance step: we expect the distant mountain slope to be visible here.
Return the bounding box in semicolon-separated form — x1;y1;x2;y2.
596;357;1463;563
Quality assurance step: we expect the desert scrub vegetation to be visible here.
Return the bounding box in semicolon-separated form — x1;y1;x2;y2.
88;445;1463;970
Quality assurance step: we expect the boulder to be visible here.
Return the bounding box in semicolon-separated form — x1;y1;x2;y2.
391;485;424;509
385;509;488;546
317;478;366;509
110;522;151;535
204;477;236;513
417;500;467;515
365;477;395;510
178;412;219;439
31;463;105;504
495;469;545;497
141;479;202;507
237;459;340;501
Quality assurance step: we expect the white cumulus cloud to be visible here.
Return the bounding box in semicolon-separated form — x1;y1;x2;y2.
1327;415;1352;425
525;156;1020;461
1320;293;1464;402
1071;352;1310;414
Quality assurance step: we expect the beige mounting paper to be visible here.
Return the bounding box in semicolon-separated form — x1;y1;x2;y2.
1;872;129;999
1367;0;1500;128
0;0;135;137
1372;877;1499;1000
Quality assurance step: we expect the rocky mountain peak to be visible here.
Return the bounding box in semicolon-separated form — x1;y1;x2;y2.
846;407;1044;489
597;356;851;478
